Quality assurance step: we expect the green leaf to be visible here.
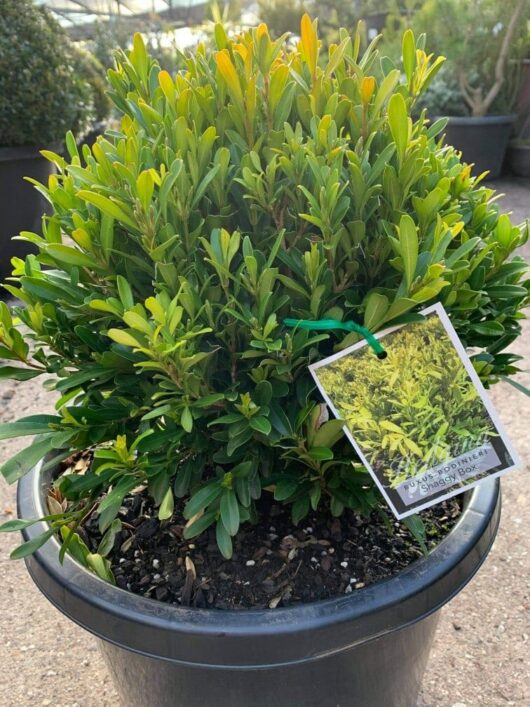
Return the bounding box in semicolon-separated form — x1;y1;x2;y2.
86;553;115;584
216;520;233;559
46;245;99;269
234;476;251;507
226;427;253;456
77;191;137;230
387;93;409;163
215;51;244;110
254;381;273;406
324;36;349;78
137;170;154;211
100;213;114;261
249;416;271;435
470;321;505;336
123;311;152;335
364;292;389;330
308;447;334;461
191;164;220;209
208;413;242;426
268;403;293;436
116;275;134;309
183;483;222;519
97;476;140;533
486;285;528;300
402;29;416;83
0;415;60;441
310;483;321;511
158;486;174;521
291;496;310;525
313;419;345;448
0;436;56;484
0;367;43;381
403;515;427;556
56;366;112;392
97;519;122;556
20;276;82;303
107;329;142;347
399;215;418;290
60;526;90;565
372;70;400;115
65;131;79;160
445;237;481;267
500;375;530;397
10;528;55;559
330;495;344;517
273;478;298;501
220;490;240;535
0;518;43;532
277;274;310;298
181;406;193;433
183;510;217;539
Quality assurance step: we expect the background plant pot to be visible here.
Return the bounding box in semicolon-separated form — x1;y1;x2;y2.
0;145;55;280
17;460;501;707
443;115;515;179
515;59;530;139
77;120;108;151
506;143;530;178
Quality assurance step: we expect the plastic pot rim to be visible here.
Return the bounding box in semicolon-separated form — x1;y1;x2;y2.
17;458;501;668
441;114;516;127
508;141;530;150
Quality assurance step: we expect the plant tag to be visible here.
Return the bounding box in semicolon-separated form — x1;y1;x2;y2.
309;302;521;519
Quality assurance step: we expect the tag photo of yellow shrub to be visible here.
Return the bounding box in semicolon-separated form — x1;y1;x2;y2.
310;303;521;518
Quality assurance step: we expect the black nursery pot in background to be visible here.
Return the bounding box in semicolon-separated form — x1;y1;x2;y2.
18;460;501;707
77;120;108;152
0;145;54;279
443;115;515;179
506;143;530;178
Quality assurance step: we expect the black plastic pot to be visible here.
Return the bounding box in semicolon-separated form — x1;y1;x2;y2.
78;121;108;151
443;115;515;179
0;145;55;280
18;460;501;707
506;143;530;177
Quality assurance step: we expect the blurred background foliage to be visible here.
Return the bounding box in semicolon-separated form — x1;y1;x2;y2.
2;1;528;144
17;1;529;133
259;0;529;117
0;0;99;146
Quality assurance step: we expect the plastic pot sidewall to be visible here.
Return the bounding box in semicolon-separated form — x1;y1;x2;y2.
17;462;501;707
442;115;515;180
0;145;55;279
77;121;108;151
506;144;530;177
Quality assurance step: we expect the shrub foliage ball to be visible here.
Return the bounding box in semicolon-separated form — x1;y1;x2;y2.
0;18;528;567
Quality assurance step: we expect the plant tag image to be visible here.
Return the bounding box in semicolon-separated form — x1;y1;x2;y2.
309;302;521;519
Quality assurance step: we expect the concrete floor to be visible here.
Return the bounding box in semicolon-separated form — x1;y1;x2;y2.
0;178;528;707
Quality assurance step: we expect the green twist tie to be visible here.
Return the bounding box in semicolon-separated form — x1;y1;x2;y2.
284;318;387;360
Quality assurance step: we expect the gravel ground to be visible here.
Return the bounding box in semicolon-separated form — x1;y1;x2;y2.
0;178;528;707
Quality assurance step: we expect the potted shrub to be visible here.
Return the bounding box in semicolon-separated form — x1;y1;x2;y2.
410;0;527;179
0;0;94;278
1;18;529;707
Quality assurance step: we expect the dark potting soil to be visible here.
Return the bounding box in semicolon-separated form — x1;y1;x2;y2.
79;488;462;611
